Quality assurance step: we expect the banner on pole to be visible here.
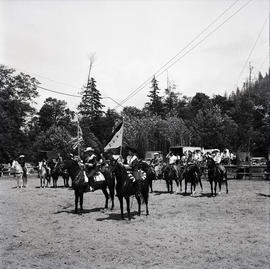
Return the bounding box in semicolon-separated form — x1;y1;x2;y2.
104;121;123;151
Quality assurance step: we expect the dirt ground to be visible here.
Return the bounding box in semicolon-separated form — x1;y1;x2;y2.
0;175;270;269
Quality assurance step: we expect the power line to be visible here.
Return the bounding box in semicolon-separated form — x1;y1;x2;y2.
114;0;253;109
37;86;81;98
233;15;269;89
114;0;240;108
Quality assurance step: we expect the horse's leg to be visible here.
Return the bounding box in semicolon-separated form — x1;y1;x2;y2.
199;178;203;192
170;179;173;194
135;193;141;216
102;188;109;209
175;179;180;194
149;177;153;193
225;180;228;194
185;180;187;194
214;181;217;196
166;179;170;193
218;180;222;195
210;180;213;196
109;186;115;210
79;191;84;214
126;197;131;220
119;196;124;219
74;190;79;214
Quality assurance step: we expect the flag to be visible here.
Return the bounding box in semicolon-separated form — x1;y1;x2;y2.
70;122;83;150
104;121;123;151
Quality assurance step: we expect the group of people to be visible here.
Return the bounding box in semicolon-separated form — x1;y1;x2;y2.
9;146;237;189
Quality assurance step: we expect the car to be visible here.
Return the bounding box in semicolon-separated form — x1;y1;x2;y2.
250;157;267;166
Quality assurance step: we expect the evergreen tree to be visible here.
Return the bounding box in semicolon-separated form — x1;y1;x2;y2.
78;77;104;119
145;76;163;116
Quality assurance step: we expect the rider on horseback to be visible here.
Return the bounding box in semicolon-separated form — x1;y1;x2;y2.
124;147;140;183
166;151;179;177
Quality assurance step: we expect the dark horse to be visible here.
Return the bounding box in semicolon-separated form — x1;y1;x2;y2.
62;159;115;214
206;157;228;196
49;162;62;188
182;163;203;195
112;161;150;220
162;164;179;193
138;160;156;193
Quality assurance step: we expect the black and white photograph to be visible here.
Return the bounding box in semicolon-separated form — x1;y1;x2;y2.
0;0;269;268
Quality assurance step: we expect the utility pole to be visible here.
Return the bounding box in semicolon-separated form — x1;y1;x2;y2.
248;62;253;98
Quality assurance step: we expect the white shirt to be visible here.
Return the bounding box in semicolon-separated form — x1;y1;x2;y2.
169;155;177;165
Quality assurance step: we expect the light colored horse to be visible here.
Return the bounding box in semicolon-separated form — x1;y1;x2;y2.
38;162;50;188
11;160;23;188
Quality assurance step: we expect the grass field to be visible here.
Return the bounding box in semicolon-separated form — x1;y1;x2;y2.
0;175;270;269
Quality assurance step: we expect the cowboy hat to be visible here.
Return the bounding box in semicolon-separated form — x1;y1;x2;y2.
153;152;159;155
84;147;94;152
19;155;25;158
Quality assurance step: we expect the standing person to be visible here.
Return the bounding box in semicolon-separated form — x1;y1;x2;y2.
18;155;27;188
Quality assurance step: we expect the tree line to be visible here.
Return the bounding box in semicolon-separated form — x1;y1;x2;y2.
0;64;269;163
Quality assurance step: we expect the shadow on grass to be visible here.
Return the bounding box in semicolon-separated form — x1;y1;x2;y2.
152;190;171;195
54;207;105;215
96;211;138;221
256;193;270;198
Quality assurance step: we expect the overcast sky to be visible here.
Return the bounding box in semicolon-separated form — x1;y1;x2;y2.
1;0;269;112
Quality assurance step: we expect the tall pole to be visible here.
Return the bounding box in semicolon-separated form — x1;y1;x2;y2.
120;117;124;158
77;120;81;159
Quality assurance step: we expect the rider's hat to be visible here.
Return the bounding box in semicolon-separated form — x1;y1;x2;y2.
153;152;159;156
84;147;94;153
19;155;25;158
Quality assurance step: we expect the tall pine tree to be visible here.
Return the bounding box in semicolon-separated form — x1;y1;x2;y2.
78;77;104;119
145;76;163;116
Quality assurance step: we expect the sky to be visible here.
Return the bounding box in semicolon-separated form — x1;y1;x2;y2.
0;0;269;112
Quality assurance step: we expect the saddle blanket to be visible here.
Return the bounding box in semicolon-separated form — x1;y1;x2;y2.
83;171;105;182
94;172;105;182
127;170;147;181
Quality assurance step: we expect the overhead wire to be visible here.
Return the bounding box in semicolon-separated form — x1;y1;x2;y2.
114;0;253;109
233;14;268;89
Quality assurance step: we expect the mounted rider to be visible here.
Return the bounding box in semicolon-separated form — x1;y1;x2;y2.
83;147;105;190
124;147;141;183
166;151;179;177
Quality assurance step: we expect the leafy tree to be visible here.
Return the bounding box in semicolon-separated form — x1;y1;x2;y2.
191;105;238;149
0;65;39;161
190;92;211;116
38;97;76;133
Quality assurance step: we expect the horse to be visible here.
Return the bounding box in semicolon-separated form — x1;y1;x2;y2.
182;163;203;196
11;160;23;188
62;168;70;187
138;160;156;193
206;157;228;196
49;162;62;188
111;161;149;220
162;164;178;193
61;159;115;214
38;162;50;188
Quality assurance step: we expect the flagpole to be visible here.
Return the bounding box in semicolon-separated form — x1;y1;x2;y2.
77;120;81;159
120;117;124;158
